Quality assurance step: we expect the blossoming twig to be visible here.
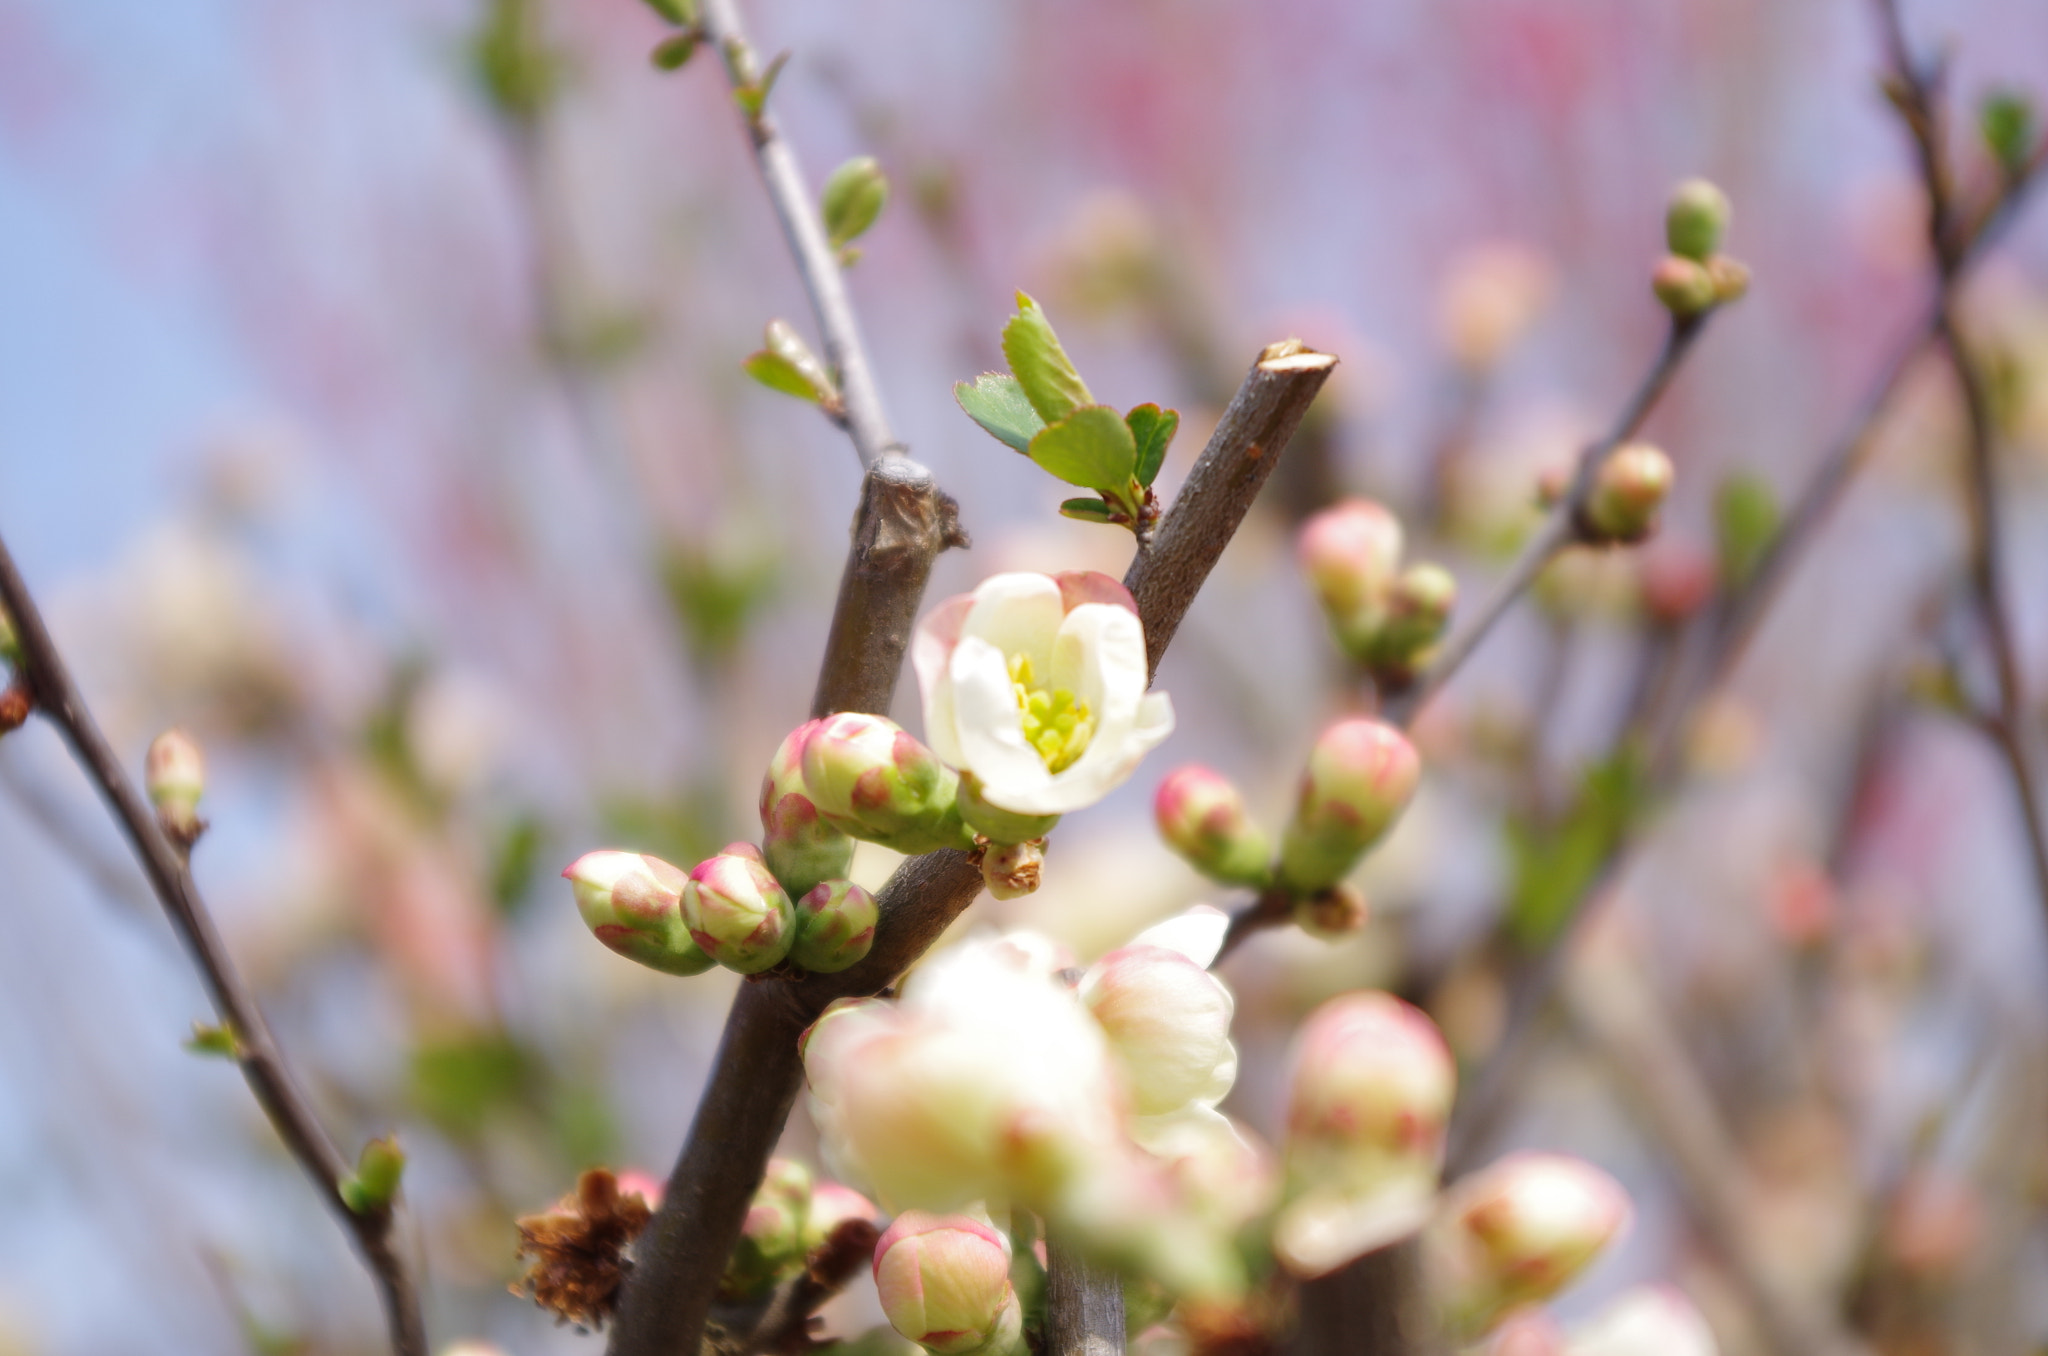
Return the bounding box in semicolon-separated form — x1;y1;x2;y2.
0;533;427;1356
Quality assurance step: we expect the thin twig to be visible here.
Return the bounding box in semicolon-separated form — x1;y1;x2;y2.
0;537;426;1356
1383;315;1711;728
607;345;1336;1356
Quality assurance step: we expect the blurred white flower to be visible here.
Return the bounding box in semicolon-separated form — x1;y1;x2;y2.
1566;1286;1717;1356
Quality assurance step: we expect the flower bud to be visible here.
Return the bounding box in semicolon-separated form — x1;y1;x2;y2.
1361;563;1457;677
1566;1286;1717;1356
1636;541;1716;625
1293;882;1369;940
340;1135;406;1214
1665;179;1730;262
980;837;1046;901
1651;256;1717;319
761;721;857;901
873;1211;1021;1356
720;840;767;865
1080;943;1237;1118
1582;443;1673;544
723;1158;813;1299
1298;499;1404;622
1276;992;1457;1277
564;850;716;976
146;727;207;844
1705;255;1749;305
615;1171;665;1209
1278;719;1421;894
957;772;1060;845
804;1180;881;1253
0;680;30;736
801;712;972;855
682;853;796;974
1154;765;1271;888
791;879;879;973
1430;1152;1633;1338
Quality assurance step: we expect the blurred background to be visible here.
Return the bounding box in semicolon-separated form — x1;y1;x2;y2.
1;0;2046;1351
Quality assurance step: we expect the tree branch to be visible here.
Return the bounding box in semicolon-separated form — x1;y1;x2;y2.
0;536;426;1356
607;342;1336;1356
1047;1238;1126;1356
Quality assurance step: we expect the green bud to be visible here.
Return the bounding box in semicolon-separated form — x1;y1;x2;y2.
1360;563;1457;678
821;156;889;250
958;772;1061;845
761;721;857;900
1581;443;1674;544
564;850;717;977
791;879;878;973
650;32;699;71
1665;179;1730;262
1651;255;1717;319
340;1136;406;1214
799;712;973;855
1981;90;2035;178
1278;719;1422;894
1714;471;1780;589
683;853;797;974
744;320;840;409
145;728;207;845
723;1158;813;1299
1153;765;1272;889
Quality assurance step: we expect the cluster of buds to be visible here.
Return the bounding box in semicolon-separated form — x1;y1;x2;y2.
1426;1152;1633;1340
721;1158;882;1301
1651;179;1749;320
873;1210;1023;1355
564;850;716;977
760;720;856;900
1582;443;1675;545
1275;992;1457;1277
799;712;974;857
1297;500;1457;686
145;728;209;848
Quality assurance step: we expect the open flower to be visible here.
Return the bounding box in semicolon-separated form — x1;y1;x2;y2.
914;571;1174;817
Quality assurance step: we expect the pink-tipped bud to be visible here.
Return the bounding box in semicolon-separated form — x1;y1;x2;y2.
1568;1286;1717;1356
803;1180;881;1253
682;853;796;974
1278;719;1421;894
1154;765;1272;888
873;1211;1021;1356
614;1171;666;1210
1294;882;1369;940
791;879;878;973
979;837;1046;901
1636;541;1716;625
723;1158;813;1299
1431;1152;1633;1337
1298;499;1405;623
1080;943;1237;1118
1651;255;1717;319
1706;255;1749;305
1487;1310;1568;1356
800;712;971;855
761;721;856;901
146;728;208;844
1276;992;1457;1278
564;850;716;977
958;772;1060;846
1582;443;1673;545
720;840;767;865
1360;563;1458;678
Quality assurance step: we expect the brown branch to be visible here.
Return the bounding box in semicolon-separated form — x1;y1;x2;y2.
1382;314;1712;728
1047;1237;1127;1356
1288;1242;1441;1356
607;343;1336;1356
0;537;426;1356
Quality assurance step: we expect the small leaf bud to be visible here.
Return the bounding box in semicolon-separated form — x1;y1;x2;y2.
682;853;797;974
340;1135;406;1214
145;728;208;845
1430;1153;1632;1339
723;1158;813;1299
1706;254;1750;305
761;720;857;901
1294;882;1369;940
1154;765;1272;888
1651;255;1717;319
649;32;698;70
1298;499;1404;622
790;879;878;973
958;771;1060;845
821;156;889;250
873;1211;1022;1356
980;837;1046;901
799;712;972;855
0;606;18;666
1278;719;1422;895
1664;179;1730;262
1981;90;2035;179
1581;443;1673;544
564;850;717;977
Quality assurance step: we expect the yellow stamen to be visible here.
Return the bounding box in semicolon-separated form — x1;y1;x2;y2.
1009;652;1094;773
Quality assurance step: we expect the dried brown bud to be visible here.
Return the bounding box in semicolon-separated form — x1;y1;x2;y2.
512;1169;654;1329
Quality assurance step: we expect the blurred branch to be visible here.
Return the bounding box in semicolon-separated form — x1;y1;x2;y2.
0;535;427;1356
1289;1242;1440;1356
745;1215;880;1353
1383;314;1712;728
609;343;1335;1356
1047;1237;1126;1356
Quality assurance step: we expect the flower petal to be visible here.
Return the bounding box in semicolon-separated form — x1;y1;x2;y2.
1129;904;1231;969
914;594;976;766
963;573;1065;679
951;636;1055;803
1055;570;1138;617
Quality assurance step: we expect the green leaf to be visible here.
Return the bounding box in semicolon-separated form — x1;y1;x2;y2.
1714;471;1779;590
489;813;545;915
955;373;1046;453
821;157;889;250
1001;292;1093;424
184;1021;241;1059
650;32;699;71
745;351;823;402
1124;403;1179;487
734;49;790;118
640;0;697;24
1503;754;1646;950
341;1136;406;1214
1059;497;1115;523
468;0;561;125
1981;90;2036;178
1027;405;1137;491
744;320;838;407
